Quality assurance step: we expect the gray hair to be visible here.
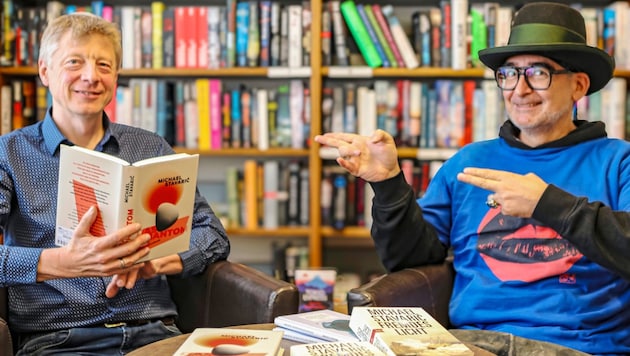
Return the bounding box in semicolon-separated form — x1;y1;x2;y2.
39;12;122;70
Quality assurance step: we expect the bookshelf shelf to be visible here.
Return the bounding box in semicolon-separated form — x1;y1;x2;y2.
174;147;310;157
322;66;488;78
226;226;311;237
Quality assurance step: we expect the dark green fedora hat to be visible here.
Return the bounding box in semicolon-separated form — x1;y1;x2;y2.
478;2;614;95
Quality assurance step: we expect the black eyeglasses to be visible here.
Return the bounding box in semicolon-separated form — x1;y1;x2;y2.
494;64;573;90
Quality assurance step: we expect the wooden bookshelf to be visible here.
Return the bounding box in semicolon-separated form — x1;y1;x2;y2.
0;0;626;270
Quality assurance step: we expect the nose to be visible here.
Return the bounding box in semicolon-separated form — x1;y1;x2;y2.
513;72;533;94
81;62;99;82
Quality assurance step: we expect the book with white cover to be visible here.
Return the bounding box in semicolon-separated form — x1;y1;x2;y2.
173;328;283;356
349;307;473;356
274;309;359;343
290;341;386;356
55;145;198;263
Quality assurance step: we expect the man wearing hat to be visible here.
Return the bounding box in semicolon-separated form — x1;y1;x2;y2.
315;2;629;354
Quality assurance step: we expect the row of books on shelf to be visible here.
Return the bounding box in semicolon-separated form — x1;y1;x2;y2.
6;1;630;71
320;160;442;230
337;1;630;71
113;78;310;150
174;307;474;355
0;0;312;69
323;79;504;150
2;75;628;149
224;159;310;230
322;77;624;150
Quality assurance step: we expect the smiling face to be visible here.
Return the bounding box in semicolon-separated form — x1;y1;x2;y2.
38;31;118;123
500;54;589;147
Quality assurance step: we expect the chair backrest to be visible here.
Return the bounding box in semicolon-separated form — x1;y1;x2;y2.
168;260;299;333
346;259;454;327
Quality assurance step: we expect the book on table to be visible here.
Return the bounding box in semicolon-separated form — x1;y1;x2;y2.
173;328;284;356
55;144;199;262
349;307;474;356
290;340;386;356
274;309;359;343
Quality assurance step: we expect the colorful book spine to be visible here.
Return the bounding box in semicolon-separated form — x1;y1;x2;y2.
339;0;382;68
231;88;242;147
411;11;427;66
208;6;222;69
469;6;486;68
321;5;332;66
226;0;237;67
440;0;452;68
287;4;304;67
241;88;252;148
247;0;260;67
429;7;442;67
302;2;312;66
276;85;291;147
269;2;281;66
174;81;186;147
289;80;305;149
244;160;259;229
162;6;175;68
196;79;211;150
236;2;250;67
381;5;419;69
197;6;209;68
222;92;232;147
364;5;398;67
174;6;186;68
259;0;272;67
329;0;348;66
209;79;223;149
355;4;389;67
140;8;153;68
256;88;269;150
450;0;468;69
370;4;405;68
151;2;164;69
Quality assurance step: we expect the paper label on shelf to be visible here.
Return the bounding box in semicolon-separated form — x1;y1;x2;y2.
267;66;312;78
328;66;373;78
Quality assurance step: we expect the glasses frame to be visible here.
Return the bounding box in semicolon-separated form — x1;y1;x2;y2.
494;64;573;91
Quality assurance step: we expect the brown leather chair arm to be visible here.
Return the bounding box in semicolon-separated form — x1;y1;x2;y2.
168;260;299;333
0;287;13;356
346;259;454;327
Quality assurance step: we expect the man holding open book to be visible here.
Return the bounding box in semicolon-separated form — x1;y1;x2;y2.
316;2;630;354
0;13;229;355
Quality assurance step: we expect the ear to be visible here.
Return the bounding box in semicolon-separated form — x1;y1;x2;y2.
572;72;590;101
38;59;50;87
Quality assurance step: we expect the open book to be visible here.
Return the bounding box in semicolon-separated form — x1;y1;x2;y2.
55;144;199;262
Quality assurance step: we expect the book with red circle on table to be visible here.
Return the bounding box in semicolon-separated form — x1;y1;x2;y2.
173;327;284;356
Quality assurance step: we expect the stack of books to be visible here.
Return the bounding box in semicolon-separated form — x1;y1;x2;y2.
273;309;360;344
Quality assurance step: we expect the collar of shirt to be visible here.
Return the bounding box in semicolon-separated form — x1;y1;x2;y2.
41;108;119;156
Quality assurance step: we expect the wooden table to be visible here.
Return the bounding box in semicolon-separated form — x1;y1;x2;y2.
127;323;496;355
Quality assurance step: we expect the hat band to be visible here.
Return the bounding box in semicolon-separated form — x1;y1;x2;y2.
508;23;586;45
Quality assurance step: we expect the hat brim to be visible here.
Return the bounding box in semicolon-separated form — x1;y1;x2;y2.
478;44;615;95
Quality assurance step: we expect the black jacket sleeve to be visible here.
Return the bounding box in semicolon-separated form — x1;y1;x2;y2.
532;184;630;280
369;172;448;272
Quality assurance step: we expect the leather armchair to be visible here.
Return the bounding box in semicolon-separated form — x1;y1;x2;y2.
346;259;454;327
0;260;299;355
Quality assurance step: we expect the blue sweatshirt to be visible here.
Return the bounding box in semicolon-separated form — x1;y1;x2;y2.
370;120;630;355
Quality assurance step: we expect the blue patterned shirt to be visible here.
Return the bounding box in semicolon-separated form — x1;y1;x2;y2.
0;110;230;333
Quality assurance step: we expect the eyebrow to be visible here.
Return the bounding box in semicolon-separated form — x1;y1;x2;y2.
502;61;555;68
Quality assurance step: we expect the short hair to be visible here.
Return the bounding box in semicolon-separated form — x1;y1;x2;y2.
39;13;122;70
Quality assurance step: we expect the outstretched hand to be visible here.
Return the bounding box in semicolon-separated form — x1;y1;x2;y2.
314;129;401;182
457;167;548;218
